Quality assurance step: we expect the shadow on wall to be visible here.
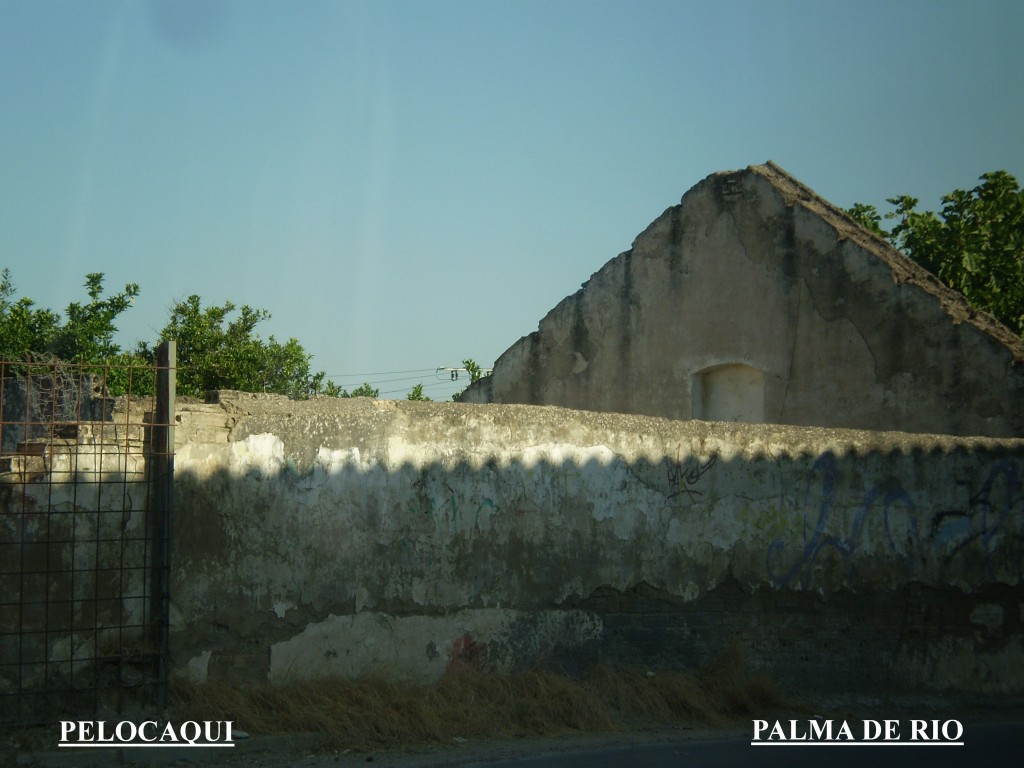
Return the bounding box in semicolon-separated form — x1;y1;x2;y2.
163;401;1024;699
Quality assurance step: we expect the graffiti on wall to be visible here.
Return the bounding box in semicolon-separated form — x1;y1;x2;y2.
409;467;499;535
664;444;718;503
767;454;1024;588
931;459;1024;580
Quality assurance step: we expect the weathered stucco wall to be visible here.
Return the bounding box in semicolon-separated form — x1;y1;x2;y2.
462;162;1024;438
170;393;1024;697
1;398;154;708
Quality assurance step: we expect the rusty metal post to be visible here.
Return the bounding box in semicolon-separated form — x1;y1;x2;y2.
151;341;175;710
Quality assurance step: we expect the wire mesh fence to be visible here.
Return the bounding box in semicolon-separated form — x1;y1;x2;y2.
0;347;174;726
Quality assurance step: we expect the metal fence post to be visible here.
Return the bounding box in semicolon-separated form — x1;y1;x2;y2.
152;341;175;710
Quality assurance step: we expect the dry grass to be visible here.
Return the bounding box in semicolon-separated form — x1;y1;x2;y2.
172;648;795;751
173;669;613;749
583;647;788;727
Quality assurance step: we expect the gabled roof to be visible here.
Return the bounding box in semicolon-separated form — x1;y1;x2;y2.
750;161;1024;364
464;161;1023;437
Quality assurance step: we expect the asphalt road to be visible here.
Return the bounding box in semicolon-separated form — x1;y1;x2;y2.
458;722;1021;768
10;720;1020;767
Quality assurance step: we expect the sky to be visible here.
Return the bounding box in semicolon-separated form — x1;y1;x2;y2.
2;0;1022;401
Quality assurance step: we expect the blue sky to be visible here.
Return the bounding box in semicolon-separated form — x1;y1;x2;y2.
2;0;1022;400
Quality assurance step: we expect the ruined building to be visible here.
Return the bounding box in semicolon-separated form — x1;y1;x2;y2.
462;162;1024;437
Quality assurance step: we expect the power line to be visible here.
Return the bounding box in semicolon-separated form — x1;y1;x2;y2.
321;364;492;399
326;366;492;387
323;367;437;378
331;373;437;387
379;380;458;397
436;365;494;382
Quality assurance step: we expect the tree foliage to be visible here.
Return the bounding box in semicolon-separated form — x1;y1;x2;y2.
406;383;431;401
848;171;1024;336
0;270;139;363
340;382;380;398
0;270;335;399
0;270;150;394
1;269;58;360
450;358;485;401
462;358;483;384
158;295;326;399
53;273;140;363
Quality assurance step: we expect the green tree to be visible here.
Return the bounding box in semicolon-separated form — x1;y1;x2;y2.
340;382;379;398
406;383;431;401
0;270;150;395
845;203;884;236
462;358;483;384
50;273;140;363
0;271;339;400
848;171;1024;336
0;270;140;364
311;378;343;397
0;268;60;360
158;295;327;399
99;343;157;398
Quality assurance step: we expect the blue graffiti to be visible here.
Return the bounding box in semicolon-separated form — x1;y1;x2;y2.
767;453;916;588
768;455;1023;588
930;459;1023;580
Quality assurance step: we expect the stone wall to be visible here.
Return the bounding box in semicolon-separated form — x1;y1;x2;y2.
462;162;1024;438
169;393;1024;698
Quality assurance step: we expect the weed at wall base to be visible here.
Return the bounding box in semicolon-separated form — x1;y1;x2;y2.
170;651;794;751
